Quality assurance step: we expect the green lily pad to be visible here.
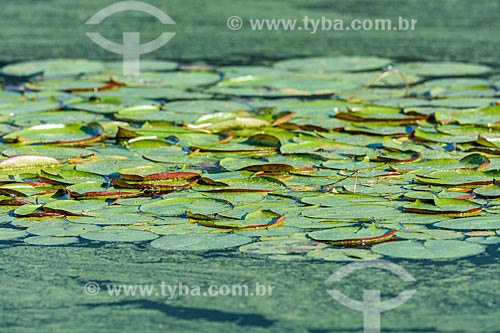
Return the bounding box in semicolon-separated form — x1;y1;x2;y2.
81;229;158;242
139;197;232;216
307;248;382;261
403;198;482;217
308;226;396;246
435;216;500;230
66;182;141;199
105;60;178;73
473;183;500;197
274;56;391;73
239;238;325;255
396;62;491;77
372;240;485;259
24;236;79;246
0;157;61;177
1;59;103;78
27;221;100;236
67;213;156;226
38;167;105;185
396;228;464;240
0;228;28;241
466;236;500;245
3;123;104;145
150;233;252;251
301;193;386;207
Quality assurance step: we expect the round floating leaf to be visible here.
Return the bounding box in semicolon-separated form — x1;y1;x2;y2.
3;123;104;145
67;213;156;226
112;71;220;88
150;233;252;251
372;240;485;259
10;217;65;228
302;204;400;221
396;229;463;240
0;155;60;170
403;198;482;217
147;223;207;235
234;226;301;237
396;62;491;77
307;248;382;261
66;182;141;199
274;56;391;73
81;229;158;242
239;238;325;255
1;59;103;77
473;183;500;198
2;147;93;160
38;167;105;185
118;165;167;180
268;254;307;261
416;169;495;186
466;236;500;245
139;197;232;216
435;216;500;230
308;226;396;246
200;209;285;230
105;60;178;73
301;193;386;207
14;204;64;218
24;236;79;246
27;221;100;237
0;228;28;241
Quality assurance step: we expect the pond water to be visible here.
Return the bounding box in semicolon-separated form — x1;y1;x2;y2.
1;1;500;331
0;56;499;332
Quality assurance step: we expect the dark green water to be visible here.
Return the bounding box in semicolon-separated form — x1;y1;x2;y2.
3;242;500;333
1;0;500;65
1;1;500;332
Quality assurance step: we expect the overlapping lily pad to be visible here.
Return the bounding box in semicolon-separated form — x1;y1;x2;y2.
151;233;252;251
372;240;485;259
0;56;498;260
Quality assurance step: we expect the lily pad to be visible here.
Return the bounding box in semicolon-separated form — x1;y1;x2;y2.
308;226;396;246
139;197;232;216
239;238;325;255
81;229;158;242
396;61;491;77
3;123;104;145
306;247;382;261
372;240;485;259
24;236;79;246
274;56;391;73
435;216;500;230
0;228;28;241
150;233;252;251
1;59;103;78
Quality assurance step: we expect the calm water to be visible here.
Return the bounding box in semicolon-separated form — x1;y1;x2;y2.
1;1;499;332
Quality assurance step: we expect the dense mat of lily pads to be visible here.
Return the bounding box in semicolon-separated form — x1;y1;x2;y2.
0;56;499;260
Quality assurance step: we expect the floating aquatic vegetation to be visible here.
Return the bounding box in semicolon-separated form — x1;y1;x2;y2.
0;56;499;260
